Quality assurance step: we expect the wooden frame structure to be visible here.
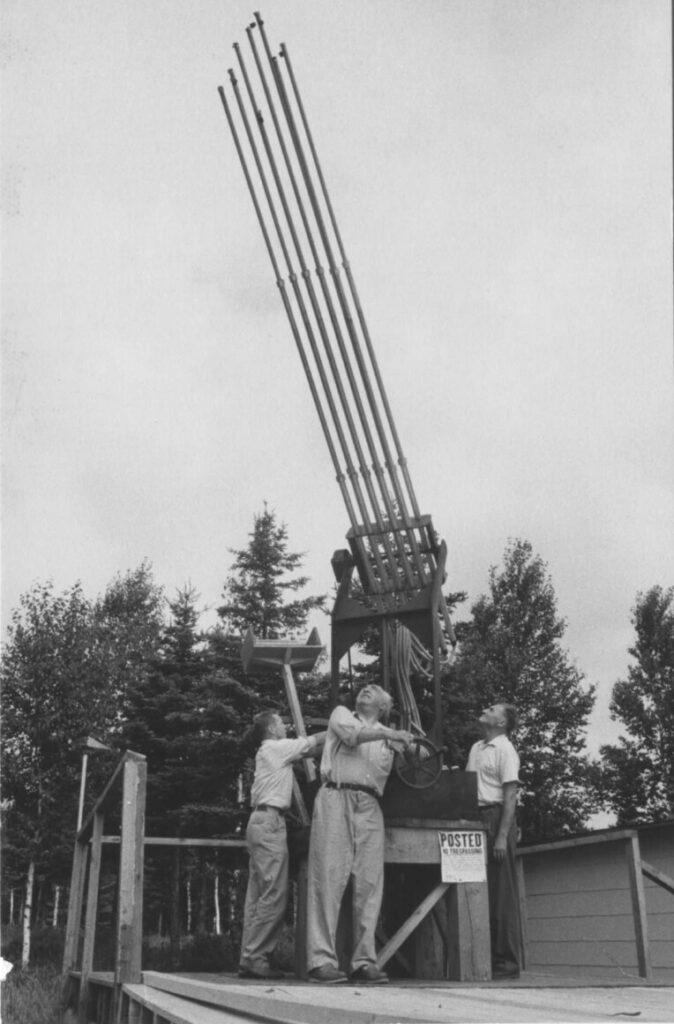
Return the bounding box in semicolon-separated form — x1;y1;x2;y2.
62;750;147;1023
517;828;674;980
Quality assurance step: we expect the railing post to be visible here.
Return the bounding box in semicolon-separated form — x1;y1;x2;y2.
625;834;652;979
113;755;147;1020
61;835;89;1018
77;811;104;1023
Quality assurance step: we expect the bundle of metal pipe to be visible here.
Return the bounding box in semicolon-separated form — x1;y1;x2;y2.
217;13;448;617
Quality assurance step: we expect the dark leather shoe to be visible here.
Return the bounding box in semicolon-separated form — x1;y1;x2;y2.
238;963;284;980
492;966;520;980
350;964;389;984
308;964;348;984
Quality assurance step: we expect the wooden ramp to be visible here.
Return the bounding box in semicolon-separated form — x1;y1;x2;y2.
111;971;674;1024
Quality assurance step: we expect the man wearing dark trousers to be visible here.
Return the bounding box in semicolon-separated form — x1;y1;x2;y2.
466;702;523;980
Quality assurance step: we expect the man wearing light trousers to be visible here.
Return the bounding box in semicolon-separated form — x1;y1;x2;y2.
306;684;412;985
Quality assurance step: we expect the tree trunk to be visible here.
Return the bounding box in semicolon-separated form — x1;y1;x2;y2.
9;888;15;925
214;872;221;936
196;860;207;936
186;875;192;934
53;884;61;928
22;861;35;968
169;848;181;970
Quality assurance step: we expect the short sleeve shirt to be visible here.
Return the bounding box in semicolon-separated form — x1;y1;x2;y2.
466;734;520;806
250;736;316;810
320;705;394;796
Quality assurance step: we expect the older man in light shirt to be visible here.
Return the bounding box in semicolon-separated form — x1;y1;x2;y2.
306;684;412;985
466;702;522;980
239;710;326;980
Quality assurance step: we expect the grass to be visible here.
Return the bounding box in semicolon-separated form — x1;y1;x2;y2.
1;965;62;1024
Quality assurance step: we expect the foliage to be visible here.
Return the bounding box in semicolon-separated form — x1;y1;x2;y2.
1;581;105;890
0;567;165;894
0;965;61;1024
218;505;327;640
120;587;252;838
599;585;674;824
451;539;597;841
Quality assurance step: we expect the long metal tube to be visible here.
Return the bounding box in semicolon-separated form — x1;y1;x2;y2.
236;37;403;590
217;84;361;542
278;36;433;591
231;44;393;594
257;30;428;587
277;34;424;526
264;51;419;591
238;32;408;592
276;42;430;579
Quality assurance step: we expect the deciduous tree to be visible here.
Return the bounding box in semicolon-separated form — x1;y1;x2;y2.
599;585;674;824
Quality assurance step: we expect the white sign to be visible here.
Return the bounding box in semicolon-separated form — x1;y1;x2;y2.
438;830;487;883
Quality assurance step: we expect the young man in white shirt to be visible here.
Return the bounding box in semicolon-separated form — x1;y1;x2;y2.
466;702;523;980
238;710;326;980
306;684;412;985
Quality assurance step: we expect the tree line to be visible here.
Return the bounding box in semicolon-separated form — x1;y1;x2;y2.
2;507;672;967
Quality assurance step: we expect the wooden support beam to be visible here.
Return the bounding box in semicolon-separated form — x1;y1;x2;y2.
115;759;147;992
101;836;247;849
62;839;88;975
78;812;104;1024
642;858;674;895
375;881;449;969
624;834;652;980
281;662;315;785
517;828;637;857
516;854;528;970
61;837;88;1016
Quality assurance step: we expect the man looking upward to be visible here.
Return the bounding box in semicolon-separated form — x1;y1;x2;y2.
466;702;523;980
306;684;412;985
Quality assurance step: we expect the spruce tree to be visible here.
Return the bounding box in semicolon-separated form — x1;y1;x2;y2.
218;505;326;640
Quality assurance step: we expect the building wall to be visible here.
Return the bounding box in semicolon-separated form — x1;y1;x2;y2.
639;824;674;983
519;824;674;982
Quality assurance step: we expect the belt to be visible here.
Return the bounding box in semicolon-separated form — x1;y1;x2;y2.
253;804;287;815
479;803;502;810
324;781;381;801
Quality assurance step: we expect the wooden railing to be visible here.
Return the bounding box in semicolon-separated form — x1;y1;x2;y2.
60;749;248;1024
61;751;147;1023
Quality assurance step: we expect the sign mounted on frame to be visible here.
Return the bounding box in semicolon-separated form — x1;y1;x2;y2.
438;830;487;883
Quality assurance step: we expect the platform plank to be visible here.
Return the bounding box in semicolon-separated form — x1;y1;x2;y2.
138;974;674;1024
142;971;420;1024
124;984;244;1023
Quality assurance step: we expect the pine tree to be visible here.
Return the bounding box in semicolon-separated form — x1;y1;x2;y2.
452;539;597;841
599;585;674;824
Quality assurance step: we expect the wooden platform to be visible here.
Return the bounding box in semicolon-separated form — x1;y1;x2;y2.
103;970;674;1024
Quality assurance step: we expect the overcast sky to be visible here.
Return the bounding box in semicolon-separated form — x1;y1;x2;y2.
2;0;672;755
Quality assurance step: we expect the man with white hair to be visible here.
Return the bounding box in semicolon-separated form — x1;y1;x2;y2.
466;701;522;980
306;684;412;985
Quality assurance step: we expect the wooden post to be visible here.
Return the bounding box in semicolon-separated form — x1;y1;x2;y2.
78;812;104;1024
439;882;491;981
625;834;652;979
515;854;527;970
113;756;147;1020
62;837;89;1014
294;858;309;979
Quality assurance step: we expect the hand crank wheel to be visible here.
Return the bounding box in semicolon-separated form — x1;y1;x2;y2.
394;737;444;789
